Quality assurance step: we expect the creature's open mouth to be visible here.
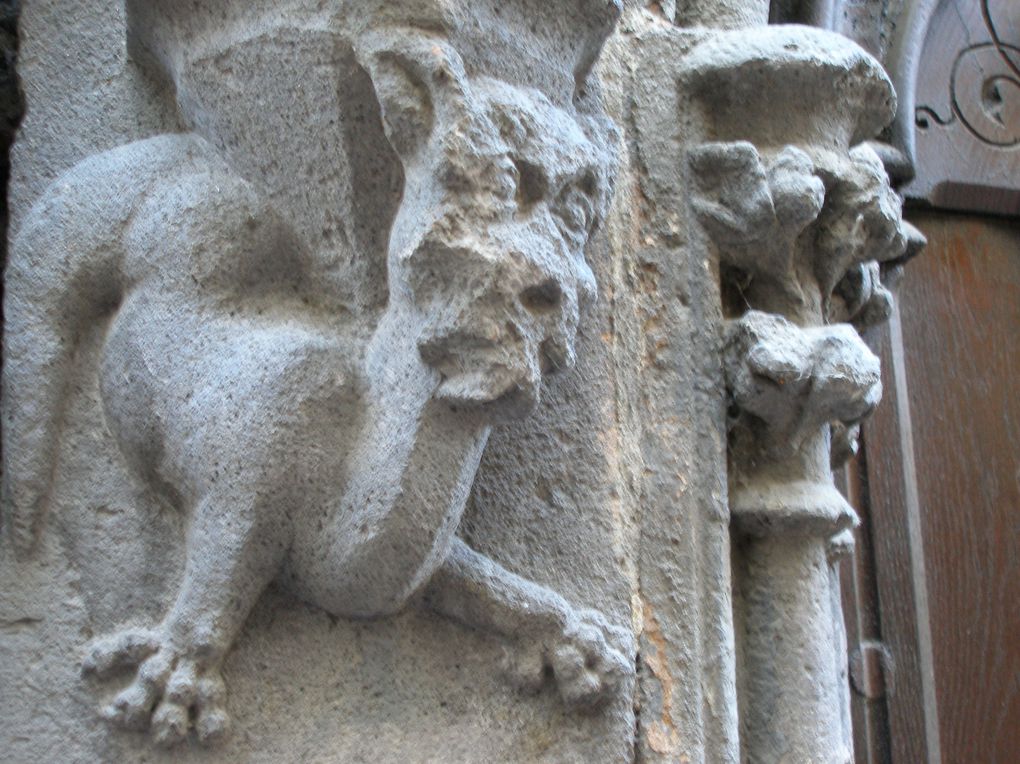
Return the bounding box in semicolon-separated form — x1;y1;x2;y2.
419;317;574;420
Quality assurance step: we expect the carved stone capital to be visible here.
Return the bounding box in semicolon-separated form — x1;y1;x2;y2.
683;26;922;526
724;310;881;465
690;137;917;329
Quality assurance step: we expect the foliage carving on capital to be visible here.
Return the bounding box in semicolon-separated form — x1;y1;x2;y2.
724;311;882;459
690;139;919;332
683;25;925;522
690;142;825;310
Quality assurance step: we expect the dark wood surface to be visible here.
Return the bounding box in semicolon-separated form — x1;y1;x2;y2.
844;210;1020;763
842;281;943;764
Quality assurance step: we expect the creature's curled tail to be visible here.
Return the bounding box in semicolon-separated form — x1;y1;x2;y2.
1;134;208;556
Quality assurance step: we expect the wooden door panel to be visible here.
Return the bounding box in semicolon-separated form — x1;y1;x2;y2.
898;212;1020;763
844;211;1020;763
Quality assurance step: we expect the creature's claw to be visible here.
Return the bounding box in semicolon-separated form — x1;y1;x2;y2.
81;628;159;678
504;607;632;708
83;628;230;746
550;610;631;707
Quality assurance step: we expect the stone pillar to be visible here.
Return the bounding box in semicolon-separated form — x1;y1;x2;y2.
829;528;857;758
681;25;920;763
738;532;849;760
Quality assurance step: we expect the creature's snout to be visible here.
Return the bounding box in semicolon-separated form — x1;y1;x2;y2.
413;244;584;420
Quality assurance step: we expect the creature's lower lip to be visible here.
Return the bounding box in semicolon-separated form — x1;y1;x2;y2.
435;370;523;404
434;369;538;419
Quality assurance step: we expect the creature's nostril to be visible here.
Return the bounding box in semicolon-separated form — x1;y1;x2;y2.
520;280;563;314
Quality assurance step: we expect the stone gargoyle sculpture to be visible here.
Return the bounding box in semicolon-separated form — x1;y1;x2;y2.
1;0;631;746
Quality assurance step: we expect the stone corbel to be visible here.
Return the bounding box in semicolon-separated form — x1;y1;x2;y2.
682;24;922;763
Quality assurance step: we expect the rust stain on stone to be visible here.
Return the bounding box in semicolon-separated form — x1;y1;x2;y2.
641;596;680;755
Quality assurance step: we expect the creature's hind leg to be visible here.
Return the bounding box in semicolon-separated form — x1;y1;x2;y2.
82;487;290;747
424;538;633;708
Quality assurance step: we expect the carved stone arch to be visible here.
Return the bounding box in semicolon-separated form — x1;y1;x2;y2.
767;0;943;182
770;0;1019;208
892;0;1019;213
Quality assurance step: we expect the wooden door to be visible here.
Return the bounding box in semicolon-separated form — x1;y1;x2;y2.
841;210;1020;763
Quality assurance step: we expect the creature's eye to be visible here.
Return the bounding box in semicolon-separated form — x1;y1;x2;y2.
489;156;519;202
554;182;596;239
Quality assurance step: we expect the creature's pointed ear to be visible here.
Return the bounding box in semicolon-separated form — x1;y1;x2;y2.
357;32;469;163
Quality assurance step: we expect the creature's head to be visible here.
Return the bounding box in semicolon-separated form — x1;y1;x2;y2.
125;0;621;420
359;7;620;420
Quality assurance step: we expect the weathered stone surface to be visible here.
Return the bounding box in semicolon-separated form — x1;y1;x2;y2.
0;2;920;762
681;23;919;764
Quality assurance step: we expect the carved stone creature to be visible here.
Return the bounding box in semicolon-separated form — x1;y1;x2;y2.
1;0;629;746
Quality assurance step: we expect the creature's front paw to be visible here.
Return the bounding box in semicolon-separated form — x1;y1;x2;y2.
82;627;229;747
504;608;633;708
